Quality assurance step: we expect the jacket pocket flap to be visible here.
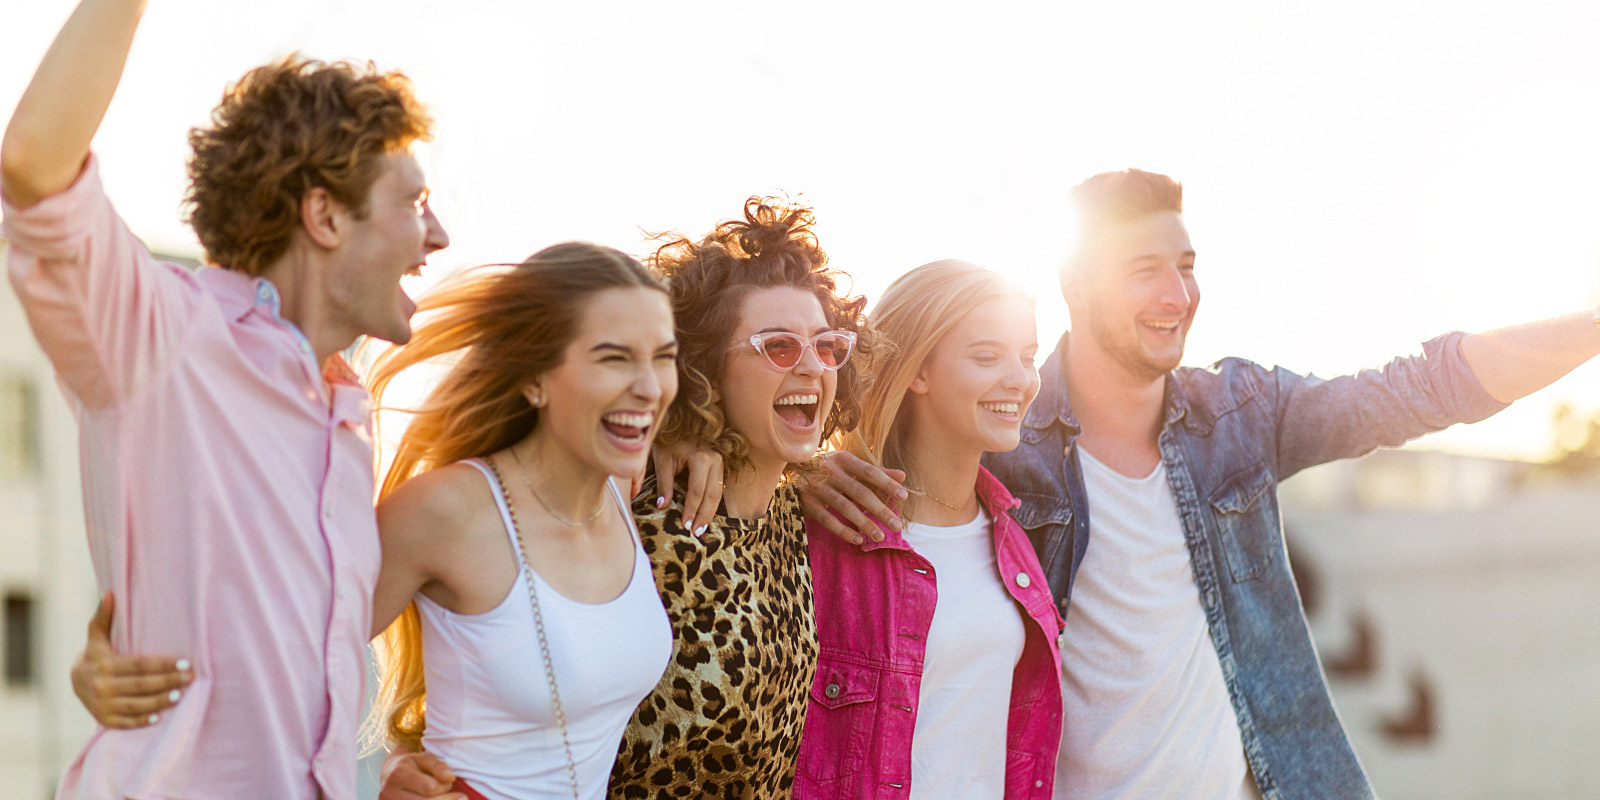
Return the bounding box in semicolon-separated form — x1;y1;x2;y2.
811;661;877;710
1207;465;1272;514
1010;494;1073;529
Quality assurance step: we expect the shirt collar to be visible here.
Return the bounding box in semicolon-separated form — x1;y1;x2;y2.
198;267;318;357
1027;328;1192;434
197;267;366;401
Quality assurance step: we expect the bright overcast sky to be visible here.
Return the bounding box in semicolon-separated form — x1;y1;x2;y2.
6;0;1600;460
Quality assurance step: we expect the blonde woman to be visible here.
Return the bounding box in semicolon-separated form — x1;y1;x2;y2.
793;260;1064;799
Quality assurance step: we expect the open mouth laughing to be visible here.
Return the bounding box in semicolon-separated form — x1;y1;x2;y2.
774;391;820;430
601;410;655;449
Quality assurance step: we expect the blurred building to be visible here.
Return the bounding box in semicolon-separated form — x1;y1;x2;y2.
0;240;200;800
1282;448;1600;800
0;237;94;800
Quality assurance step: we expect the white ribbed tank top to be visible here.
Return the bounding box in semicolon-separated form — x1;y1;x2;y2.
416;460;671;800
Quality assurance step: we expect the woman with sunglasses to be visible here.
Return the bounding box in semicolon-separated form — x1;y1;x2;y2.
604;197;872;798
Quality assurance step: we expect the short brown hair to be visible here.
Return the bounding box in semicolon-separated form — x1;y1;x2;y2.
652;196;873;475
183;55;433;275
1065;168;1183;275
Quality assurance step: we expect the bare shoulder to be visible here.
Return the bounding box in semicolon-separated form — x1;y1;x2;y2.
378;461;498;548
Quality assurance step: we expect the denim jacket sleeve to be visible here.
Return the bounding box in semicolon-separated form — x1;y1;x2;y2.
1250;331;1507;480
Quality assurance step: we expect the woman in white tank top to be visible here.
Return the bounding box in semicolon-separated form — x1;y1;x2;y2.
357;243;679;799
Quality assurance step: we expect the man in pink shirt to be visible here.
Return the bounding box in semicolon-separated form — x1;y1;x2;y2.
1;1;449;797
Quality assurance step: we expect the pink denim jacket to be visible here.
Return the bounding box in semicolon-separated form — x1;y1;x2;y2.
794;466;1065;799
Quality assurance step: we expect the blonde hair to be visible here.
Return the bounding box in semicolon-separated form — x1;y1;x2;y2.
360;242;664;753
838;259;1029;474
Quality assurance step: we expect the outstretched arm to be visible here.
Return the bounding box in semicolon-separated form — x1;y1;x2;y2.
1;0;147;208
1460;311;1600;404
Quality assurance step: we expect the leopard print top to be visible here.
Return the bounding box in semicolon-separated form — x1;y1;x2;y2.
607;478;819;799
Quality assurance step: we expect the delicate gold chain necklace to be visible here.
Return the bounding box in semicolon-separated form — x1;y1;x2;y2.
908;483;976;512
508;445;606;527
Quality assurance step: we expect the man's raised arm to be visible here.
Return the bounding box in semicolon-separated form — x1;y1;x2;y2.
1;0;147;208
1460;311;1600;404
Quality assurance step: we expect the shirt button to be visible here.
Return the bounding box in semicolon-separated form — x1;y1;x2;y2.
336;587;346;600
824;683;841;699
1015;572;1031;588
323;505;333;520
1034;779;1044;788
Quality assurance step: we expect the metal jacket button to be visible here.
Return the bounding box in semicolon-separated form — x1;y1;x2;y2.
1015;572;1031;588
824;683;841;699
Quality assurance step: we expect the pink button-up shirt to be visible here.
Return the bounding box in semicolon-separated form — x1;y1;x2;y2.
795;466;1065;800
3;158;380;800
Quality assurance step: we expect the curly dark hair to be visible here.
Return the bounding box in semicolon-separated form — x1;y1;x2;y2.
183;54;433;275
652;196;874;475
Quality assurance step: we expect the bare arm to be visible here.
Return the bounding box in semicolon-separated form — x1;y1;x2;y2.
1460;311;1600;404
1;0;147;208
371;486;452;639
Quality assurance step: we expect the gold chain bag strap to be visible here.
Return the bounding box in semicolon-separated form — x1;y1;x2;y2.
484;457;582;799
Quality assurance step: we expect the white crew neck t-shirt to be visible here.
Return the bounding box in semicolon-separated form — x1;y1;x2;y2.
902;505;1026;800
1055;448;1261;800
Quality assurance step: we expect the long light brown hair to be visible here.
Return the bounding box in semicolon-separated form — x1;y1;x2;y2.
838;259;1029;475
361;242;664;753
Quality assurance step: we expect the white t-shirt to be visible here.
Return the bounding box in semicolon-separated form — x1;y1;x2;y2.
1054;449;1262;800
903;506;1027;800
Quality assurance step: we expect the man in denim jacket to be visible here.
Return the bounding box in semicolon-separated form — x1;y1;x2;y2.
806;169;1600;799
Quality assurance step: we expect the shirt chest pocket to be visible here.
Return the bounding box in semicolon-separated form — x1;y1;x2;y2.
1206;465;1277;583
798;660;879;783
1010;496;1073;577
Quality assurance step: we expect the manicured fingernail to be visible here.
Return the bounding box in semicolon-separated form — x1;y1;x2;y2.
896;488;908;500
168;689;182;702
695;524;708;537
889;516;903;530
683;518;694;532
147;713;159;725
656;496;667;509
175;659;191;672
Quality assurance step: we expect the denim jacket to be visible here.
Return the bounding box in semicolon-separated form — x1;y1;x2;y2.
982;331;1505;800
795;467;1065;799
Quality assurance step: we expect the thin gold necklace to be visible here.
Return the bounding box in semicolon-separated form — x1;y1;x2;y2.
908;483;976;513
507;446;606;527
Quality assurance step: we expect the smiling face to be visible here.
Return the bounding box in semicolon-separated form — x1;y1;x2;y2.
1067;210;1198;382
530;286;679;480
719;286;839;474
327;149;450;345
906;293;1041;456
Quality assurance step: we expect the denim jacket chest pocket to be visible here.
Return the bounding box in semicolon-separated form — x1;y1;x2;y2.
1206;463;1276;582
1009;494;1074;585
799;659;880;784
